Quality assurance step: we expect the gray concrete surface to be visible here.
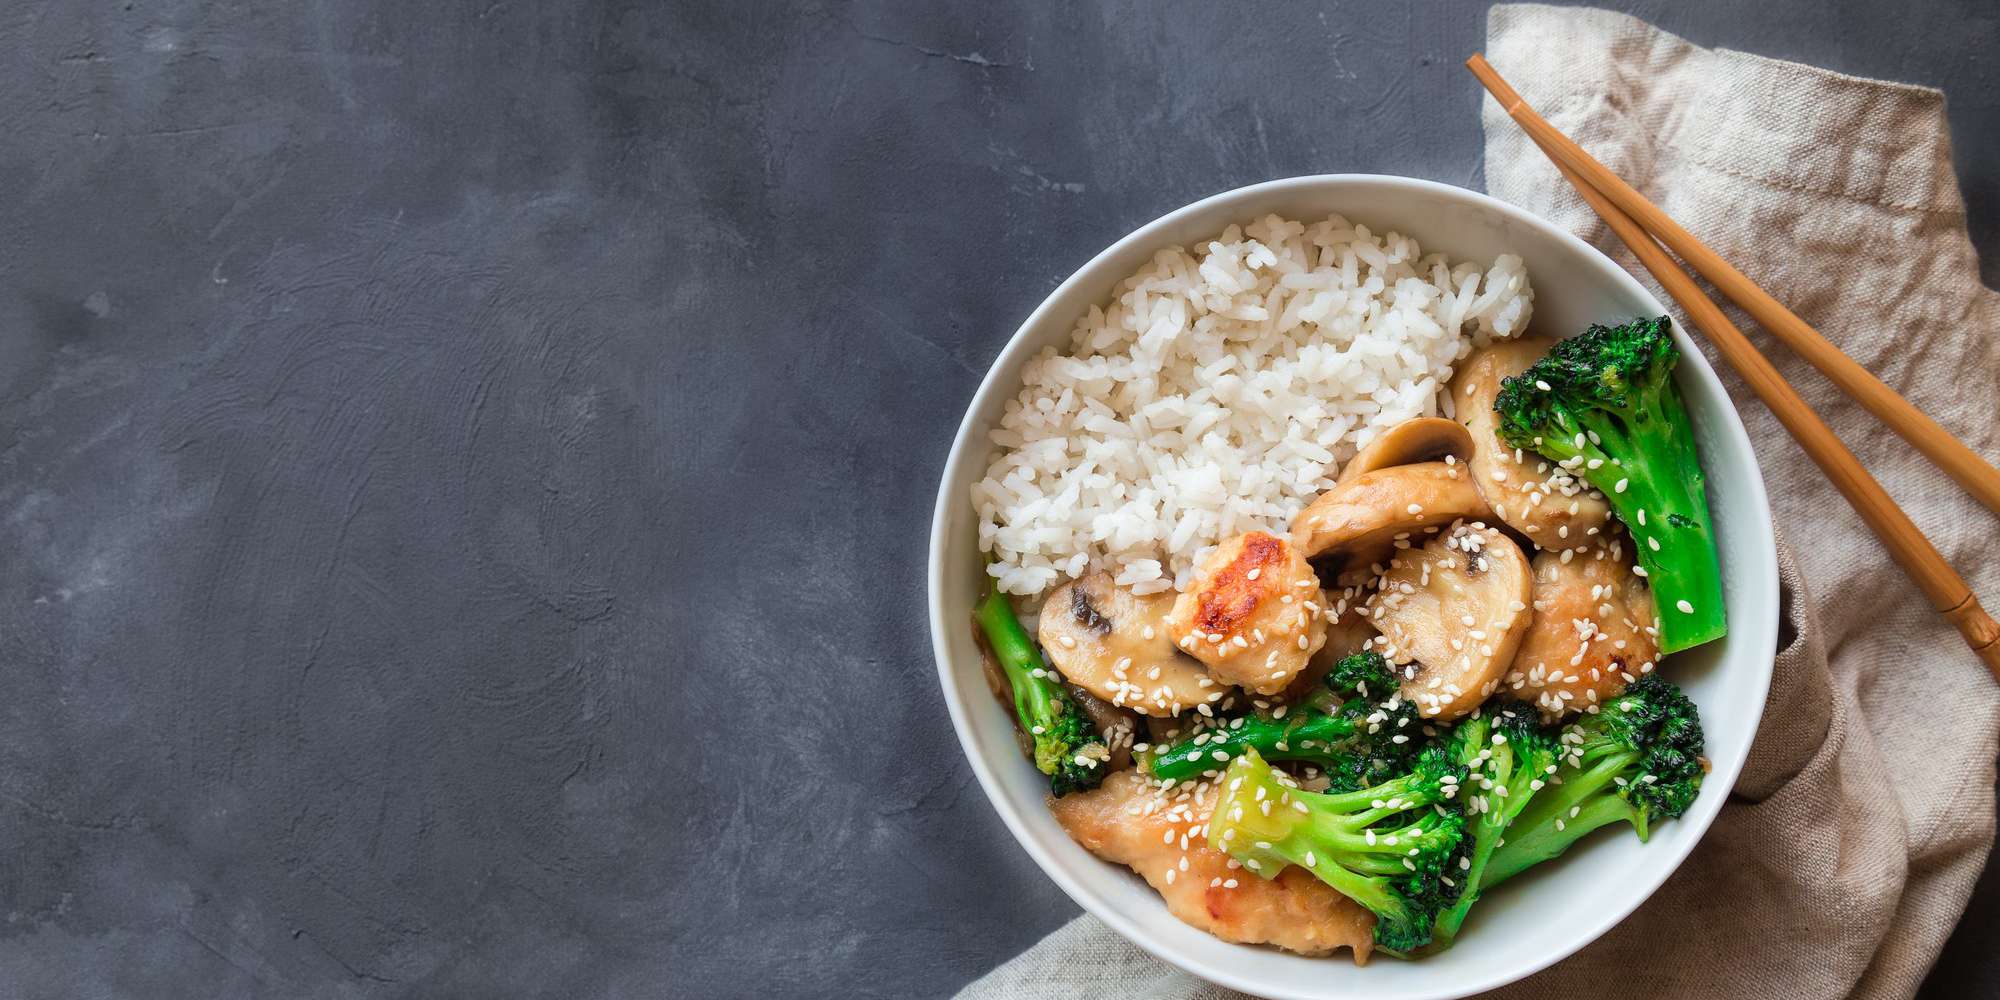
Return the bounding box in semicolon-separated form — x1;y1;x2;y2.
0;1;1994;997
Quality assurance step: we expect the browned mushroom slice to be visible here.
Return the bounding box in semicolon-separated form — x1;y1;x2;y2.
1040;573;1223;717
1336;418;1477;485
1365;522;1533;721
1506;539;1661;718
1164;531;1327;697
1290;462;1493;574
1451;339;1613;550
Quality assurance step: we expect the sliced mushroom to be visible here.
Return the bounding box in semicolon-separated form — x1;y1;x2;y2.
1290;462;1493;574
1365;522;1533;721
1506;540;1661;718
1451;339;1613;550
1041;573;1223;717
1164;531;1327;697
1337;418;1477;485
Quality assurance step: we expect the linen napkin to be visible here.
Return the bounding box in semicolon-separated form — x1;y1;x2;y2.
957;6;2000;998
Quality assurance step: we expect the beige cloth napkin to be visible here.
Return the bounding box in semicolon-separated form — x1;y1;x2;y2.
957;6;2000;998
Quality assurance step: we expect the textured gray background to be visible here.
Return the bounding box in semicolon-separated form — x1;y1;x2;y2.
0;1;1994;998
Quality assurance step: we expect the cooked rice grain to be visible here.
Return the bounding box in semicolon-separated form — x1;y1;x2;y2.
975;214;1532;596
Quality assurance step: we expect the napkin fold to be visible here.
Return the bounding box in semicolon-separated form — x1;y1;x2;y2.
959;7;2000;997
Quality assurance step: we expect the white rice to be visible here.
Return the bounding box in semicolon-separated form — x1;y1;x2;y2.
973;213;1533;597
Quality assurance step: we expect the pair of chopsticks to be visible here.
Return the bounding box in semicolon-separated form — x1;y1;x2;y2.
1465;55;2000;680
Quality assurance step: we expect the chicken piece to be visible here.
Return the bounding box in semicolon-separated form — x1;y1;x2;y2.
1336;417;1476;485
1451;339;1614;550
1291;462;1492;576
1042;574;1223;717
1050;769;1376;961
1506;539;1661;718
1165;532;1327;696
1365;522;1533;721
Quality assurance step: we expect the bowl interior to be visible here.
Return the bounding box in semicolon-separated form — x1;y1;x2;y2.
929;175;1777;1000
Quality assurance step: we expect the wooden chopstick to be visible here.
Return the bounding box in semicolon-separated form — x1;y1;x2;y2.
1466;54;2000;679
1465;55;2000;516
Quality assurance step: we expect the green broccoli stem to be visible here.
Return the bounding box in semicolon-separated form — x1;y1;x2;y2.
974;581;1109;794
1497;317;1727;653
974;584;1064;732
1432;813;1497;944
1147;708;1354;782
1587;390;1727;653
1481;750;1642;887
1431;713;1549;946
1207;749;1465;952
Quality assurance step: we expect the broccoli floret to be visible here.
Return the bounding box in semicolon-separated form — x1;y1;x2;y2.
1145;700;1361;783
1481;676;1705;887
974;583;1110;796
1320;652;1430;791
1492;317;1726;653
1145;652;1424;786
1430;702;1560;946
1325;648;1398;699
1207;746;1469;953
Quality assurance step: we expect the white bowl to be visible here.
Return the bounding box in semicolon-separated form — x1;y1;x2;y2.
928;175;1778;1000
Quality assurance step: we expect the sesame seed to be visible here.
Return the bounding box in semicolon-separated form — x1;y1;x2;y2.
1677;599;1695;614
1246;567;1261;581
1614;478;1629;493
1535;379;1552;391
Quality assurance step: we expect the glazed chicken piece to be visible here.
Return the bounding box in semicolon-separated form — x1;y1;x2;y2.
1451;339;1613;550
1050;769;1376;961
1164;532;1328;696
1041;573;1224;717
1507;538;1661;717
1365;522;1533;721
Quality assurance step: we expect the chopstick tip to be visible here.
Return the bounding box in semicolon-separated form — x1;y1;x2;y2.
1464;53;1522;113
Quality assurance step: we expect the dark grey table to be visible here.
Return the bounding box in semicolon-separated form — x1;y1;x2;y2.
2;1;1994;997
